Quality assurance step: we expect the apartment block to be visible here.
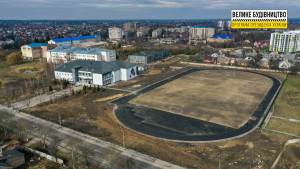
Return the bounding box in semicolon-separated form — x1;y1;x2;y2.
270;30;300;53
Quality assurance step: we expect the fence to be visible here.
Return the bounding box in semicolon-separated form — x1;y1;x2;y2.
23;147;64;165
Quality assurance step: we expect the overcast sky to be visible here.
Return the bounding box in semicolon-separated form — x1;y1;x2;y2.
0;0;299;20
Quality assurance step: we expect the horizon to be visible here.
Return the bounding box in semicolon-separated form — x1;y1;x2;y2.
1;0;300;20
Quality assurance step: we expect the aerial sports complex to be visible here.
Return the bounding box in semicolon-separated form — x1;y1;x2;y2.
111;69;281;142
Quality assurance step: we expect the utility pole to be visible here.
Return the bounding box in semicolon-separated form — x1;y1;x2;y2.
121;130;125;148
219;159;221;169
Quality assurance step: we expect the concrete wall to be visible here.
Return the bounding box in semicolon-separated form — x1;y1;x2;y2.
55;71;73;82
92;73;103;86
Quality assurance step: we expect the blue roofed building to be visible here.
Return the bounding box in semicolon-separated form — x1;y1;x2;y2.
207;34;233;43
21;43;57;59
47;46;116;63
48;35;101;46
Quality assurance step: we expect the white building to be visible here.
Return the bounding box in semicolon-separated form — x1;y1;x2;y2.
109;27;123;40
152;29;162;38
189;26;215;40
55;60;138;86
47;46;116;63
270;30;300;53
217;21;225;29
137;28;150;37
48;35;101;46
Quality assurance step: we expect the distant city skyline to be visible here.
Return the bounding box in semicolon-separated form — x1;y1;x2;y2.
0;0;299;20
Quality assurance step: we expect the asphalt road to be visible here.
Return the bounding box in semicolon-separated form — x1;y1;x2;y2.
0;105;184;169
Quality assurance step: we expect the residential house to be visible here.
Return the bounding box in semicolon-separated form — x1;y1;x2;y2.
236;58;249;66
279;59;291;69
0;148;24;168
217;57;231;65
254;41;267;48
203;56;217;64
258;58;270;68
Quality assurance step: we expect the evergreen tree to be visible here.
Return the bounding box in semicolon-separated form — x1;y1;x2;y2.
49;85;53;92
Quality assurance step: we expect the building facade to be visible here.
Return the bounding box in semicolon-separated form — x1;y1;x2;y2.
137;28;150;37
152;29;162;38
207;34;233;43
189;26;215;40
269;31;300;53
47;46;116;63
21;43;57;59
48;35;101;46
128;50;170;64
55;60;138;86
109;27;123;40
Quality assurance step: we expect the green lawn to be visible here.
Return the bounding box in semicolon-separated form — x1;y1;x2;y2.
267;118;300;136
272;75;300;120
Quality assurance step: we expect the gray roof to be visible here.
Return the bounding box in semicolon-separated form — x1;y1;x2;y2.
0;149;24;161
218;57;230;62
49;46;114;55
130;50;169;57
55;60;137;74
0;162;11;167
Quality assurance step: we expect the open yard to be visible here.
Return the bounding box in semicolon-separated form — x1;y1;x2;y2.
23;80;291;168
266;75;300;137
0;60;44;86
130;70;273;128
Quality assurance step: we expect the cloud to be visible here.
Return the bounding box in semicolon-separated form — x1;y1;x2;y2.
81;0;181;8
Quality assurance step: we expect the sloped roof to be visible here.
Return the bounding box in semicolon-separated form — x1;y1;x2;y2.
210;35;232;39
48;46;113;55
26;43;50;47
55;60;136;74
0;149;24;161
130;50;169;57
51;35;100;43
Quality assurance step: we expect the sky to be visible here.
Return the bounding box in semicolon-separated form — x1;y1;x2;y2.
0;0;299;20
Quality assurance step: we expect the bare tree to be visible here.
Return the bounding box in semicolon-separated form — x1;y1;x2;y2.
79;146;94;167
0;116;12;138
68;140;80;169
49;135;61;162
20;123;33;142
104;149;120;169
38;128;50;149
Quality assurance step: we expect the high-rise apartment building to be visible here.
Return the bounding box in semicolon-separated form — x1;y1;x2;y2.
270;30;300;53
109;27;123;40
189;26;215;40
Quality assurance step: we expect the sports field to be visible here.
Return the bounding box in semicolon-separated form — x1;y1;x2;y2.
130;70;273;129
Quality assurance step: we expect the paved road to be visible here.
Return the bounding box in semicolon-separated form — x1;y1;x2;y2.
0;105;185;169
11;89;71;110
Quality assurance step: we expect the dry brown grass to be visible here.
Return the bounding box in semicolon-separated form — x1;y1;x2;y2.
25;89;289;169
130;70;273;128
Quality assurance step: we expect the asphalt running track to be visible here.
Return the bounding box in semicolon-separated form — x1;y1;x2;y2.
112;69;281;142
